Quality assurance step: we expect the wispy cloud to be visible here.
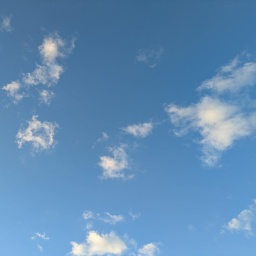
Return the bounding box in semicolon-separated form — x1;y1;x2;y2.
99;145;132;179
37;244;43;252
123;122;153;138
138;243;160;256
129;210;141;220
69;231;127;256
82;210;124;226
2;81;24;103
199;56;256;93
0;15;12;32
16;115;58;152
39;90;55;105
31;232;50;240
223;199;256;235
166;55;256;166
135;47;164;68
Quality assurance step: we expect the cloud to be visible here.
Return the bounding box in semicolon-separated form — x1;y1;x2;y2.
138;243;159;256
0;15;12;32
2;33;75;104
129;210;141;221
99;145;131;179
82;211;124;225
166;55;256;166
123;122;153;138
16;115;58;152
37;244;43;252
23;34;68;87
224;199;256;235
166;96;256;166
31;232;50;240
101;213;124;225
39;90;55;105
199;56;256;93
135;47;164;68
2;81;24;103
69;231;127;256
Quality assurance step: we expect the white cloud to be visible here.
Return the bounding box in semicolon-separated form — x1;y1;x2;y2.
16;115;58;152
99;145;131;179
2;81;24;103
83;211;124;225
23;34;67;87
69;231;127;256
129;211;141;220
138;243;159;256
199;56;256;93
39;90;55;105
37;244;43;252
135;47;164;68
123;122;153;138
101;213;124;225
31;232;50;240
0;15;12;32
83;211;94;220
224;199;256;235
166;96;256;166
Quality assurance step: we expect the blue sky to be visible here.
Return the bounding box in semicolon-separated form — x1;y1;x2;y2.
1;1;256;255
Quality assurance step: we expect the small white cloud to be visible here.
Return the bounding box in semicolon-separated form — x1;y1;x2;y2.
224;199;256;235
2;81;24;103
138;243;159;256
135;47;164;68
69;231;127;256
101;212;124;225
0;15;12;32
16;115;58;152
37;244;43;252
39;90;55;105
83;211;94;220
166;96;256;166
123;122;153;138
99;145;131;179
129;210;141;220
199;56;256;93
31;232;50;240
23;33;74;87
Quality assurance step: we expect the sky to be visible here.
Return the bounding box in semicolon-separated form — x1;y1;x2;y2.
1;0;256;255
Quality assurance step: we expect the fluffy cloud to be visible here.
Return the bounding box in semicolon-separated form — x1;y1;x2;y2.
224;199;256;235
135;47;164;68
69;231;127;256
199;56;256;93
123;122;153;138
16;115;58;152
2;33;75;104
99;145;131;179
0;15;12;32
166;96;256;166
2;81;24;103
138;243;159;256
166;55;256;166
23;34;67;87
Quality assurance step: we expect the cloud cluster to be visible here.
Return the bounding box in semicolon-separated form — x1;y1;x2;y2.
135;47;164;68
31;232;50;240
16;115;58;152
0;15;12;32
69;230;159;256
224;199;256;235
166;55;256;166
98;145;131;179
123;122;153;138
2;34;74;104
